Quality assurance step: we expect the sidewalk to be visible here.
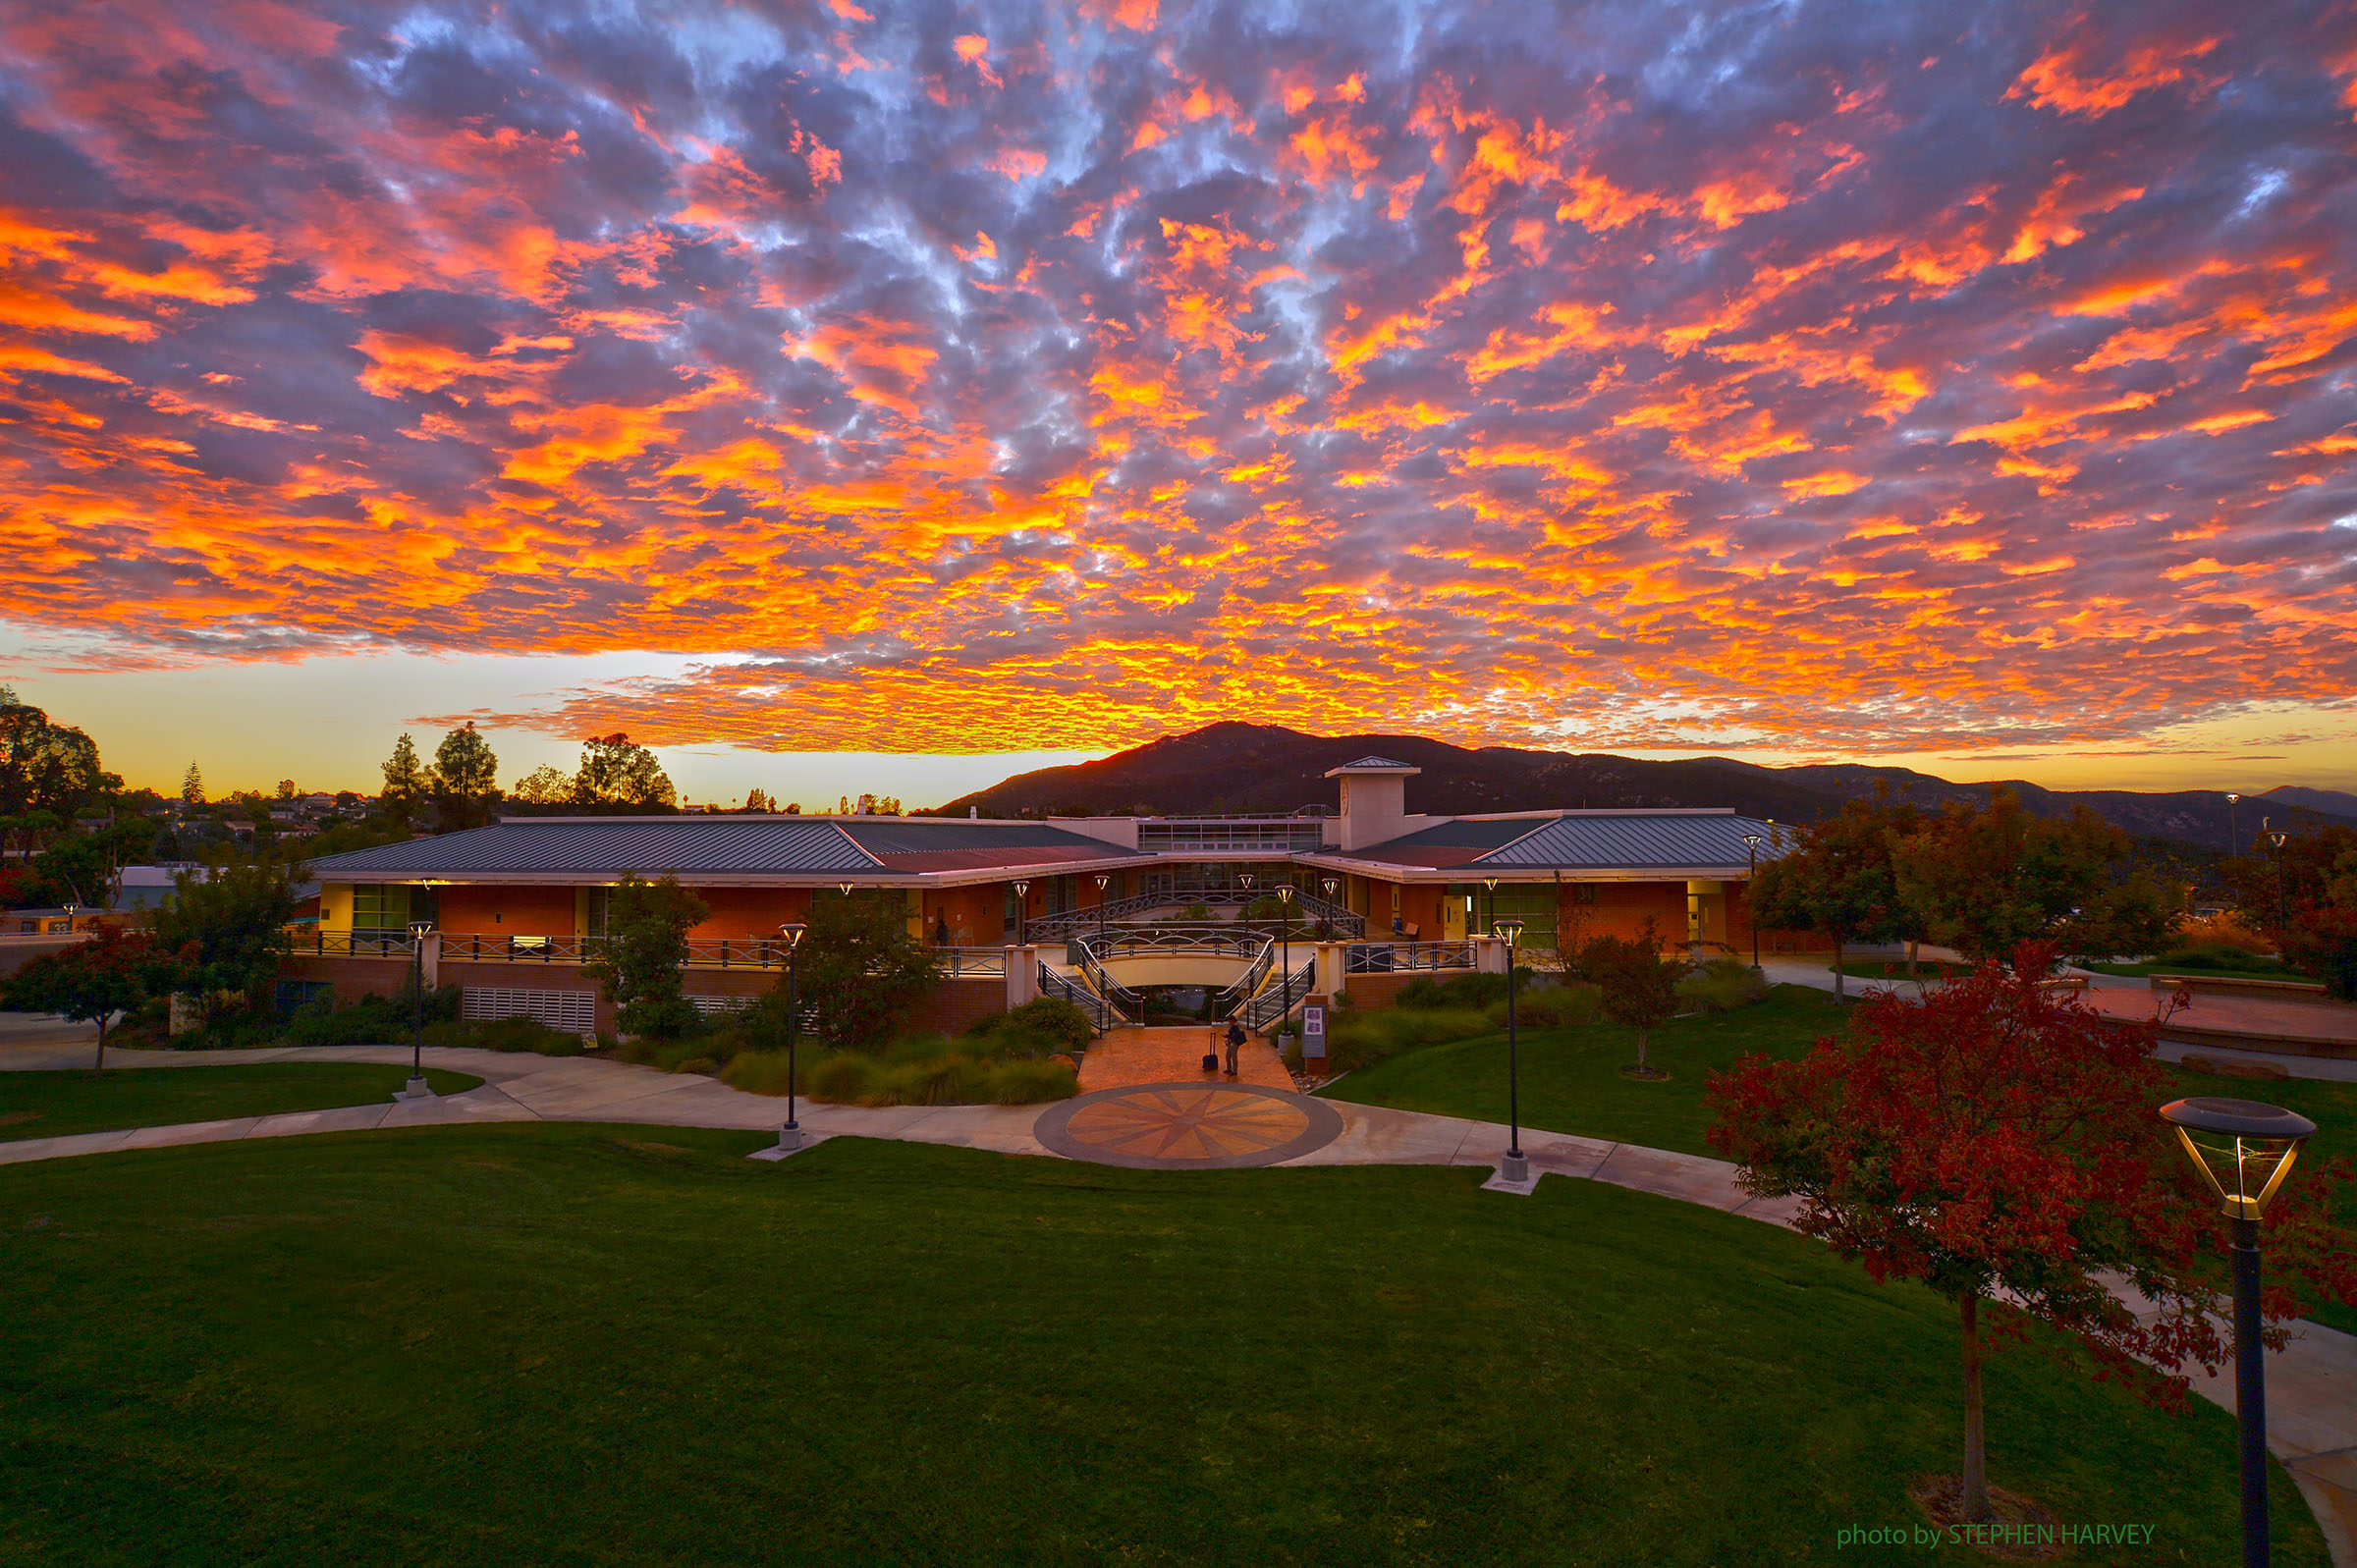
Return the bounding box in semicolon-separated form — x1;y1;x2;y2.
0;1032;2349;1562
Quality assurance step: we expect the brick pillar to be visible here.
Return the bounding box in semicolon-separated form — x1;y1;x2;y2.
1476;934;1508;974
1314;941;1343;997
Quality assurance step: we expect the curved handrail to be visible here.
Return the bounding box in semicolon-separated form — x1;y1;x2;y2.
1037;961;1115;1032
1073;945;1146;1025
1242;958;1318;1030
1208;941;1276;1019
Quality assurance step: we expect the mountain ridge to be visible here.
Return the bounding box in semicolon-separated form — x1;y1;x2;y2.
934;723;2357;853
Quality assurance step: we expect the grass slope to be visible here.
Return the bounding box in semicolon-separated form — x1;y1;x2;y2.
1321;983;1839;1157
0;1126;2324;1567
0;1064;482;1143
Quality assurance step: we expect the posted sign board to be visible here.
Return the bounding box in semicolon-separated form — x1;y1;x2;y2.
1301;1003;1327;1058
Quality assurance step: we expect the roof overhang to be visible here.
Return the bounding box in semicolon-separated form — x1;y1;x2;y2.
1289;851;1756;883
309;851;1163;891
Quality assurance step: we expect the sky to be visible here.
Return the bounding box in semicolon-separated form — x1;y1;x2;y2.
2;0;2355;806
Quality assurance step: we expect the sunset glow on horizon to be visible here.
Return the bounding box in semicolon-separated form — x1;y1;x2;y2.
4;0;2355;798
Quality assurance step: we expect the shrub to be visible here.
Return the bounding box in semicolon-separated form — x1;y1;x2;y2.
983;1058;1079;1104
2148;943;2288;974
1326;1006;1493;1073
466;1015;587;1055
806;1051;882;1103
1676;957;1769;1014
970;997;1093;1056
2172;911;2275;956
1487;980;1601;1030
721;1050;796;1096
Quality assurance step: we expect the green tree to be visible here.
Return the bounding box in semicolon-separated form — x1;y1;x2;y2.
1579;918;1688;1076
1747;797;1919;999
583;873;709;1039
180;762;204;806
573;734;677;811
146;857;298;1016
0;695;106;827
430;723;502;832
510;764;574;808
798;890;941;1050
1890;787;2138;963
275;779;299;800
26;821;157;908
1;924;150;1068
379;734;428;826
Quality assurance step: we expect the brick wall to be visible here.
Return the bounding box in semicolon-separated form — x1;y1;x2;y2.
907;977;1008;1036
438;883;578;938
278;953;411;1005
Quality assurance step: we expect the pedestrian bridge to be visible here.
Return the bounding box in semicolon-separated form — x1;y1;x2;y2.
1035;927;1482;1032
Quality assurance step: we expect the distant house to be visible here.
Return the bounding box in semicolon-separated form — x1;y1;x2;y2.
112;863;206;912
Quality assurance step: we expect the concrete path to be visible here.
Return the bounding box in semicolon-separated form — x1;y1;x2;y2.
0;1026;2349;1561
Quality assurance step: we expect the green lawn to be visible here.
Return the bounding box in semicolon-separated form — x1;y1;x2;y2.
0;1126;2325;1566
0;1063;482;1143
1322;990;2357;1333
1321;983;1842;1157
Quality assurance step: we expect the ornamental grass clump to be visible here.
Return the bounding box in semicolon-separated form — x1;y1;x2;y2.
1674;957;1768;1014
1324;1006;1493;1073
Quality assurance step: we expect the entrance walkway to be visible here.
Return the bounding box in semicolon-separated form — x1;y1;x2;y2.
1077;1025;1293;1092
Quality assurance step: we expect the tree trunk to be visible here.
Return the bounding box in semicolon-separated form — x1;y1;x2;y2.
1636;1026;1648;1070
1960;1292;1992;1524
92;1012;106;1072
1832;935;1846;1000
1905;939;1920;978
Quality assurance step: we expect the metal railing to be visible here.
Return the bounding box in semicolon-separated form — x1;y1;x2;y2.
1071;947;1146;1026
1209;942;1277;1019
1343;940;1480;974
1026;890;1364;940
299;931;1010;978
1242;959;1318;1030
1037;961;1116;1031
290;929;419;958
1073;926;1267;962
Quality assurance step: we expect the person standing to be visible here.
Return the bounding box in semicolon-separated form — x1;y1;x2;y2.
1224;1018;1245;1078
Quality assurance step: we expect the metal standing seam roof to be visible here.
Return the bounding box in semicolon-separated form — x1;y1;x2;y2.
1470;813;1787;870
836;820;1150;857
305;818;884;877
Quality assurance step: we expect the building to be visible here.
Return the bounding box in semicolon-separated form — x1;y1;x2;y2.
293;759;1796;1036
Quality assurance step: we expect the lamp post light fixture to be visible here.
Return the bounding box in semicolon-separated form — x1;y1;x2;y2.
1742;832;1765;972
1495;917;1527;1184
2161;1096;2316;1568
2268;830;2289;940
1012;880;1029;947
2226;792;2241;860
1482;877;1498;942
776;923;807;1150
1323;876;1340;938
1095;873;1111;946
1276;884;1296;1024
405;919;435;1097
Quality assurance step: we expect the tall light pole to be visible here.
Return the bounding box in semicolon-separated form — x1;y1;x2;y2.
2268;831;2289;939
1277;883;1295;1025
1496;917;1526;1184
1742;831;1764;972
777;922;806;1151
2226;792;2241;860
2161;1096;2315;1568
1095;873;1110;947
1323;876;1340;939
406;919;434;1097
1012;880;1029;947
1482;876;1498;943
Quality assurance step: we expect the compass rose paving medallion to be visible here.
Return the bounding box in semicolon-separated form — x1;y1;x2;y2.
1034;1083;1344;1170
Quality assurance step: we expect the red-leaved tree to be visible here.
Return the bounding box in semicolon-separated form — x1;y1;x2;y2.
1706;946;2356;1525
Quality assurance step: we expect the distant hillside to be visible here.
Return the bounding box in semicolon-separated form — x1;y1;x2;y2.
935;723;2357;853
2263;784;2357;818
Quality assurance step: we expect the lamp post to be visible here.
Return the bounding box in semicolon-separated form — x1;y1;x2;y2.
1742;831;1764;972
1095;873;1110;947
777;922;806;1150
1482;876;1497;942
1323;876;1340;940
2268;830;2289;941
2160;1097;2316;1568
2226;792;2241;860
1012;880;1029;947
406;919;434;1097
1496;917;1526;1183
1277;883;1295;1025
